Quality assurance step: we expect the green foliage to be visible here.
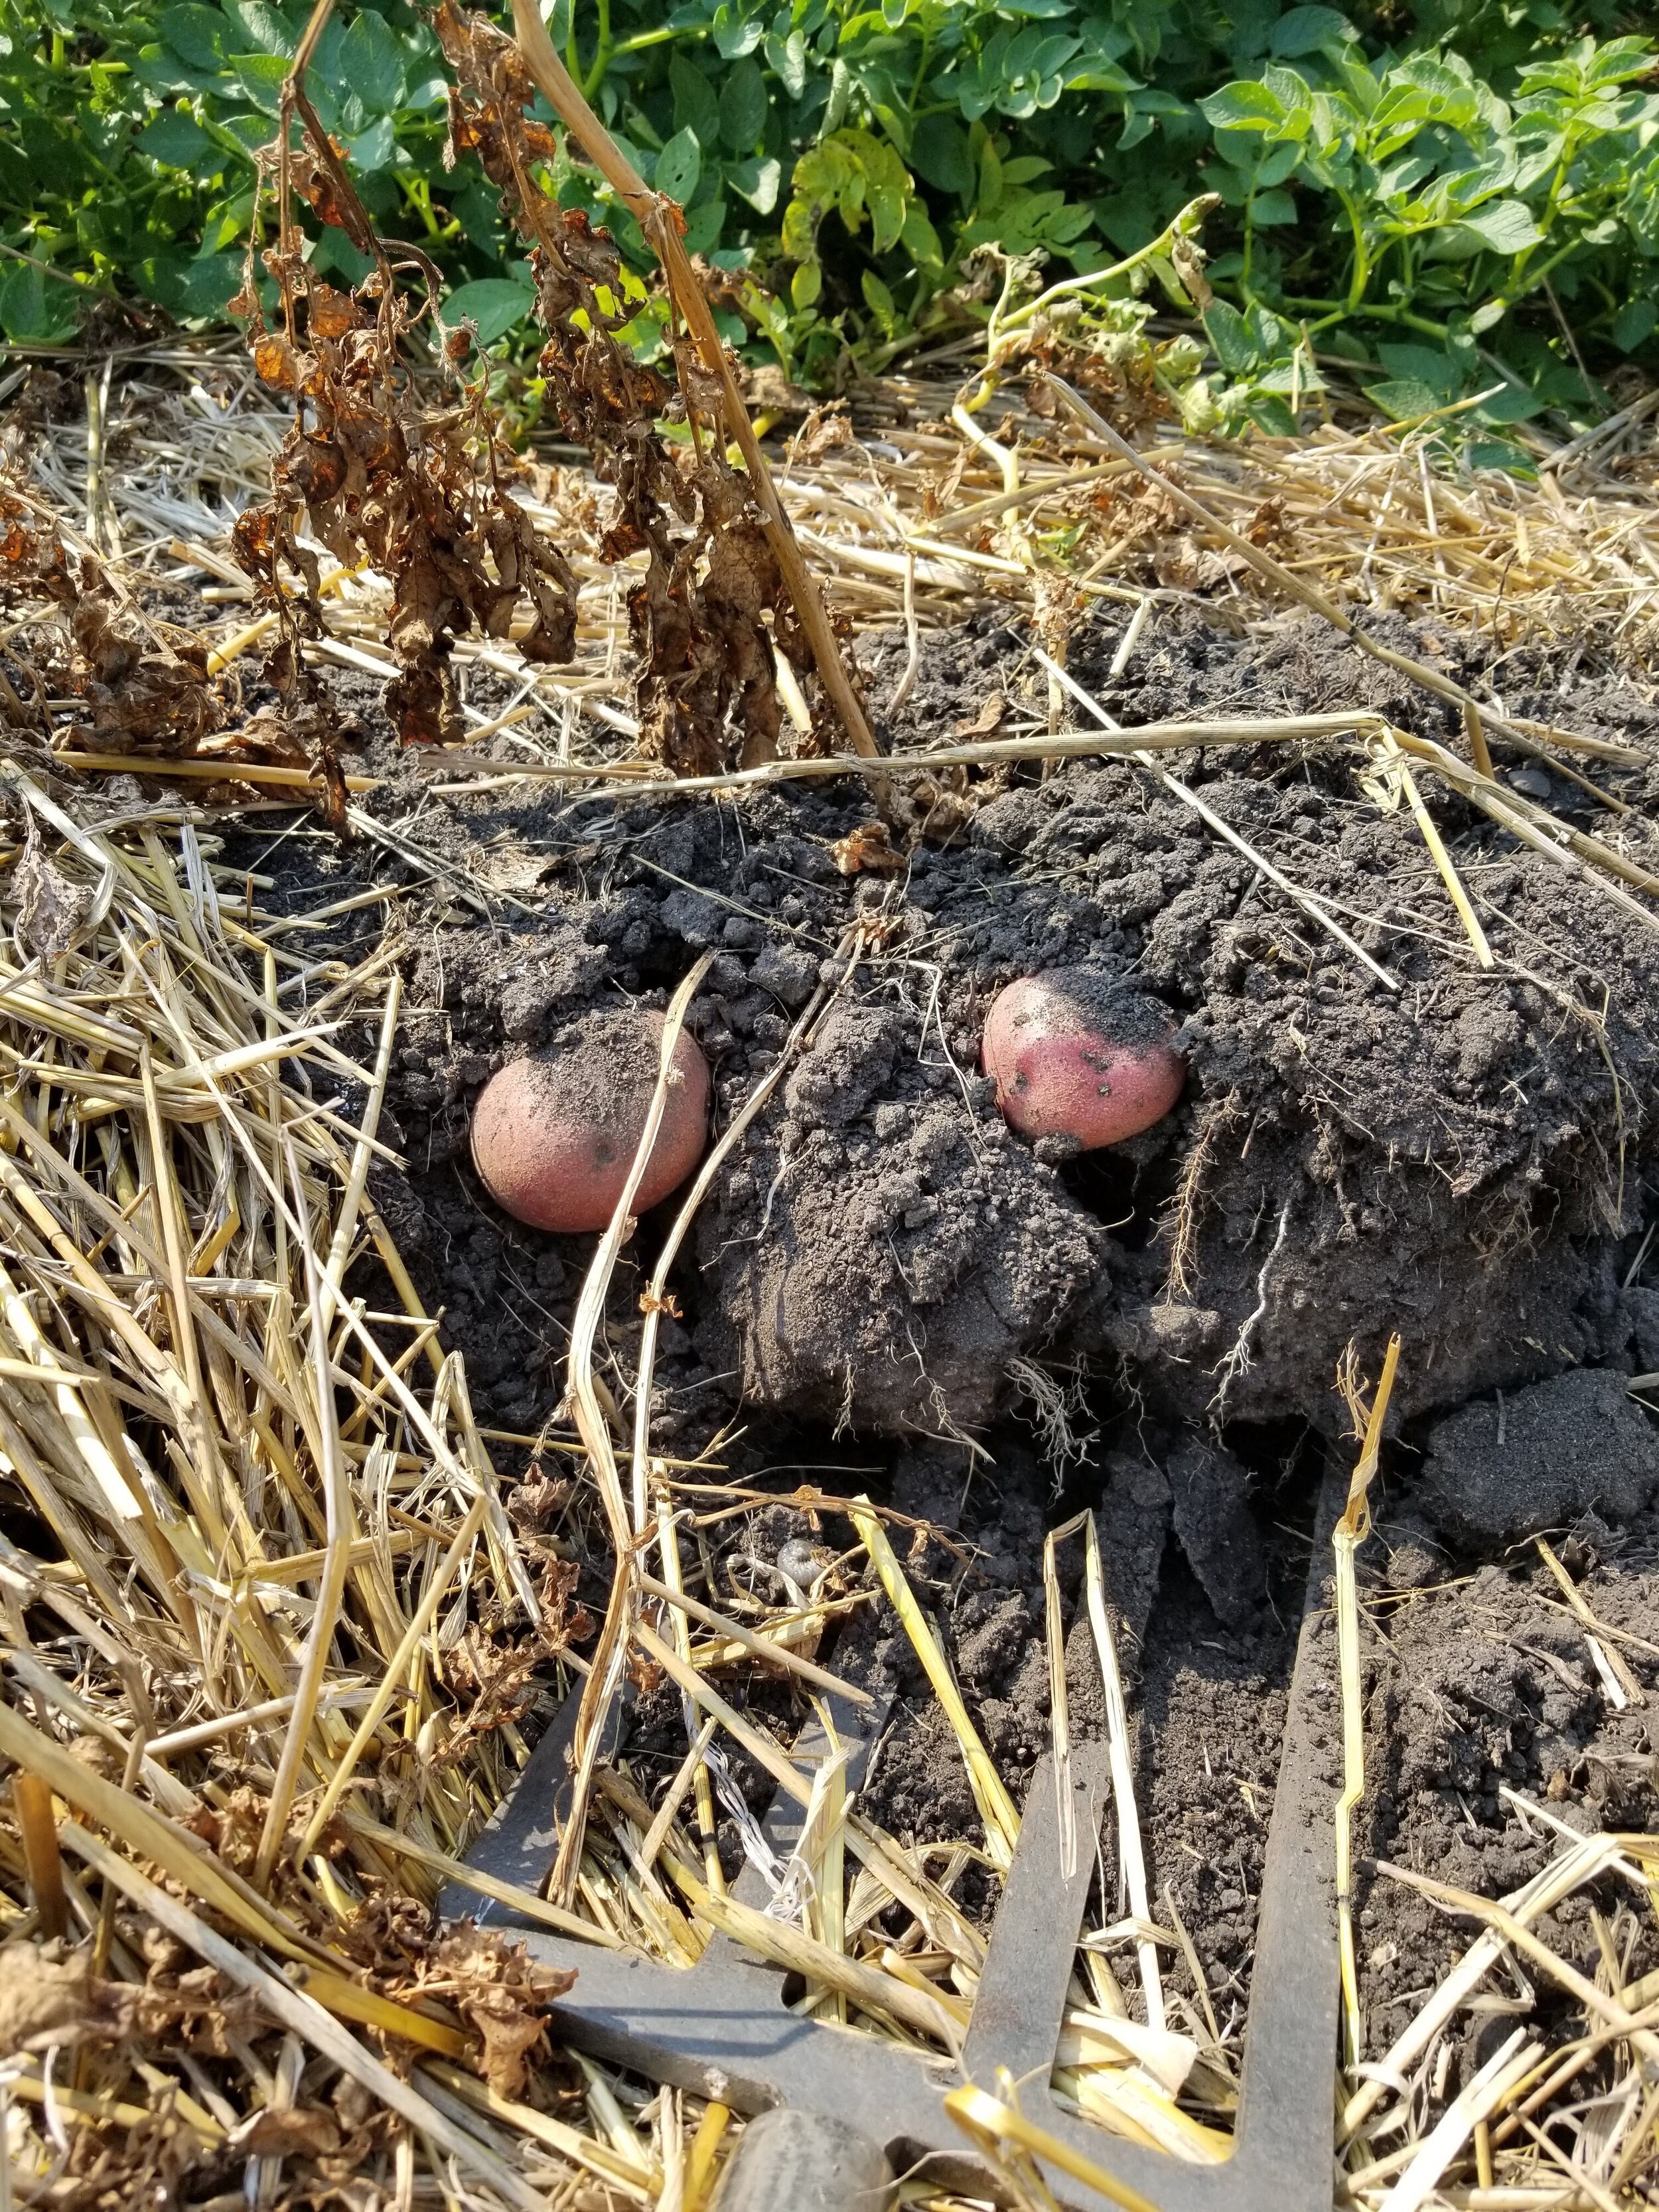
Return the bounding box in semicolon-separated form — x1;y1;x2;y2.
0;0;1655;443
0;0;455;334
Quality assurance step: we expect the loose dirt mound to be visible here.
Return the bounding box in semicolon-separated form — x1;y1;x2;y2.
305;599;1659;1448
1358;1466;1659;2071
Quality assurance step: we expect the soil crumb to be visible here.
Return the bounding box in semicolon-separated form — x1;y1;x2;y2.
1357;1427;1659;2090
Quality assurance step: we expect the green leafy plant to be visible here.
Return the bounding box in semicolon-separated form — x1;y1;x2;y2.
0;0;1654;437
0;0;463;332
1202;25;1655;337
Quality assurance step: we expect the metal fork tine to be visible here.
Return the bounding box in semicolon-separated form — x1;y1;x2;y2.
444;1461;1346;2212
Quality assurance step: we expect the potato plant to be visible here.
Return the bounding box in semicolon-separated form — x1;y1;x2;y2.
0;0;1653;446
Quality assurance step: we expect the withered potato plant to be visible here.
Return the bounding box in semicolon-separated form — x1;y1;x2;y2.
230;0;825;785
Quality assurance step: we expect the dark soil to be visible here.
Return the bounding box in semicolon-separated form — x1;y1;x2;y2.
1355;1458;1659;2087
187;583;1659;2106
223;595;1659;1459
605;1414;1321;2047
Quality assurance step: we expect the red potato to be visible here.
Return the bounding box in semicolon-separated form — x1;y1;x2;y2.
471;1009;711;1233
982;973;1185;1148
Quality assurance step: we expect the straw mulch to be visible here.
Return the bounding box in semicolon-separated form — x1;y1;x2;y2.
13;339;1658;798
0;763;1232;2207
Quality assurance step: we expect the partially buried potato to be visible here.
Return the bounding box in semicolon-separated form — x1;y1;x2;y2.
471;1008;711;1233
982;972;1185;1149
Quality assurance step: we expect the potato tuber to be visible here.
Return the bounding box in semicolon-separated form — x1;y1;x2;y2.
471;1009;711;1233
982;973;1185;1149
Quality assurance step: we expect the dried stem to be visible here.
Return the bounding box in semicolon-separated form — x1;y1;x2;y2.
550;952;714;1905
1334;1332;1401;2077
13;1773;66;1943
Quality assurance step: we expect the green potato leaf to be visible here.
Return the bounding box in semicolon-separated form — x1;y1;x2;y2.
0;260;80;344
344;115;396;172
720;56;767;151
443;277;536;347
712;7;765;58
764;27;808;100
1269;6;1354;57
1250;186;1297;224
1364;376;1447;421
220;0;295;58
910;112;973;195
1453;197;1545;254
727;153;782;212
670;52;720;146
655;125;703;205
139;110;211;167
338;9;407;115
228;50;289;113
159;4;226;70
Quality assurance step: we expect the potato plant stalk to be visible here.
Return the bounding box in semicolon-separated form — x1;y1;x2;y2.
508;0;879;763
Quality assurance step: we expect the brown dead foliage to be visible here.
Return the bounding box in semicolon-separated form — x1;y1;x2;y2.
0;477;225;753
950;690;1007;737
334;1892;576;2102
18;2104;210;2212
212;0;849;793
433;1;815;774
184;1781;349;1900
60;557;224;751
435;1554;593;1758
231;212;577;769
0;1941;134;2055
505;1467;574;1530
416;1921;576;2098
831;820;904;875
221;2073;384;2192
1021;346;1174;437
15;812;98;960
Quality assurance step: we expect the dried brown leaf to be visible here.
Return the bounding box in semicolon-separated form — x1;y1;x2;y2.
831;821;904;875
433;0;815;774
422;1923;577;2099
0;1942;133;2055
235;2105;344;2159
16;817;95;961
950;691;1007;737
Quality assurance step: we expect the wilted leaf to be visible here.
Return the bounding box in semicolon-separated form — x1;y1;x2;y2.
0;1943;134;2055
234;2106;344;2158
252;331;300;389
423;1925;577;2099
15;818;95;962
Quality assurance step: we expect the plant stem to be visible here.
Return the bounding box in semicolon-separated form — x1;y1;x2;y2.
1493;234;1586;320
1282;293;1452;341
997;190;1218;338
394;175;437;237
908;28;932;108
1339;188;1368;312
581;0;613;103
510;0;882;763
611;25;693;58
0;242;113;296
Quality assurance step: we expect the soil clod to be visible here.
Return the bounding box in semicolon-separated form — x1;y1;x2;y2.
1167;1435;1267;1628
1417;1365;1659;1546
